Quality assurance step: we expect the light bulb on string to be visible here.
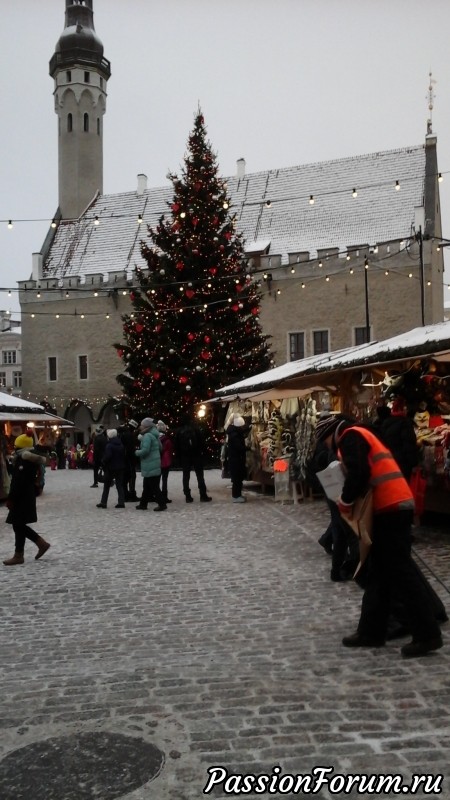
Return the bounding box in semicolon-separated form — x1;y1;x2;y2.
395;181;400;191
438;173;443;183
352;188;357;198
7;220;13;229
51;219;57;229
309;195;315;205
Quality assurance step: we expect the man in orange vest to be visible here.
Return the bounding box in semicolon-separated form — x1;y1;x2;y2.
315;414;443;658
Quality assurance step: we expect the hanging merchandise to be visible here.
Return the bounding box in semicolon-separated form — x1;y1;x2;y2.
294;398;317;481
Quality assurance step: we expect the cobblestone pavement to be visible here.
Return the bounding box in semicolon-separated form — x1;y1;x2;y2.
1;468;450;799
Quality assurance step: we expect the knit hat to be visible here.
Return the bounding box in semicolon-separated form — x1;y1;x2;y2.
14;433;34;450
315;414;350;443
107;429;117;439
14;434;34;449
157;420;167;433
140;417;154;430
128;419;138;429
233;415;246;427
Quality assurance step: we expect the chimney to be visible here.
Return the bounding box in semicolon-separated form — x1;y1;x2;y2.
32;253;43;281
137;174;148;195
236;158;246;180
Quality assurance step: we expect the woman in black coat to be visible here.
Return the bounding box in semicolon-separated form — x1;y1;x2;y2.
3;434;50;566
225;415;249;503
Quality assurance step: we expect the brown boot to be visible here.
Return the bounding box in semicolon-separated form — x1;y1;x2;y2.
35;536;50;560
3;552;24;566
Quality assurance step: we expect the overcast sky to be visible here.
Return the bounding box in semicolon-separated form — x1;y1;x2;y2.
1;0;450;318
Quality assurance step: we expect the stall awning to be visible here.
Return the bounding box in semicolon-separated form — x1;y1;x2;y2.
0;412;73;425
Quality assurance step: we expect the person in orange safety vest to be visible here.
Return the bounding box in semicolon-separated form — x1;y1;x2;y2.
315;414;443;659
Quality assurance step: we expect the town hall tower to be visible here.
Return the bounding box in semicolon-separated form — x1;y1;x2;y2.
49;0;111;221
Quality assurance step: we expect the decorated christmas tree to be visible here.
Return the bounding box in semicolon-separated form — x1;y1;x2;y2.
115;110;272;434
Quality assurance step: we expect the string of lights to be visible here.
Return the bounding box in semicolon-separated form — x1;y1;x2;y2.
1;169;447;228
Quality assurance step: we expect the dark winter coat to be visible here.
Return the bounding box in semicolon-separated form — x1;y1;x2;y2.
380;415;419;481
226;424;247;481
102;436;126;472
6;448;47;526
174;423;204;467
93;432;107;465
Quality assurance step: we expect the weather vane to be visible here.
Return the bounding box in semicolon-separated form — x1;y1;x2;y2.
427;71;437;134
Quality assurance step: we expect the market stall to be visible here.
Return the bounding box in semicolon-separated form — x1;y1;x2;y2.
214;321;450;514
0;393;74;500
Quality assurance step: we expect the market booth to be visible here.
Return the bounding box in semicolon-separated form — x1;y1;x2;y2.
0;393;74;500
213;321;450;514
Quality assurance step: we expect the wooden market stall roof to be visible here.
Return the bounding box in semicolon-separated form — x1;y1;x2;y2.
214;320;450;397
0;393;74;426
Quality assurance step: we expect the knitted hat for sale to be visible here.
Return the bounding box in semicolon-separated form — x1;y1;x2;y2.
314;414;351;443
233;415;246;427
14;434;34;449
140;417;154;430
107;429;117;439
157;420;167;433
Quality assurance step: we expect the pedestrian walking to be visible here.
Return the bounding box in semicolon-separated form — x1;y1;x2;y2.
96;429;126;509
135;418;167;512
3;434;51;566
157;420;174;505
315;414;443;658
174;415;212;503
118;422;139;502
225;415;248;503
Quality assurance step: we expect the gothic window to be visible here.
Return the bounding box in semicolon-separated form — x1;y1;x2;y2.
354;326;371;345
66;70;71;82
84;113;89;132
48;357;57;382
78;355;88;380
67;113;73;132
84;71;90;83
288;332;305;362
313;330;329;355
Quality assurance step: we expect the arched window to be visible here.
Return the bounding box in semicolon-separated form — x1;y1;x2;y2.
67;113;73;132
84;113;89;132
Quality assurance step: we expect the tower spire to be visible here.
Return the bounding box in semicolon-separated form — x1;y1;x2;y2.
49;1;111;220
426;71;436;134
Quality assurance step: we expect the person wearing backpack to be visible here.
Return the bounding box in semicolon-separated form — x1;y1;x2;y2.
174;415;212;503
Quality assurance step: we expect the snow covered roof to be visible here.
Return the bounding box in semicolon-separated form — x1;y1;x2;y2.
215;320;450;396
42;144;426;280
0;392;44;411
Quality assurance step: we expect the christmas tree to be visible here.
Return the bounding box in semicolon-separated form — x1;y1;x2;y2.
115;110;272;434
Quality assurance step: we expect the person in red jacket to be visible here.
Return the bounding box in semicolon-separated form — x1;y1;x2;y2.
315;414;443;658
157;420;174;505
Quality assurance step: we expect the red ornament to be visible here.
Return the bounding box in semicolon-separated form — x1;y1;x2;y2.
144;367;151;375
225;232;232;240
176;261;184;271
209;267;217;276
129;292;135;301
135;323;144;333
117;349;123;358
203;335;211;344
231;304;239;312
172;203;180;212
219;245;225;252
201;350;211;361
153;371;160;380
179;375;188;384
236;284;243;292
171;221;180;231
187;333;196;341
192;217;199;227
185;289;195;299
154;324;162;333
251;307;260;316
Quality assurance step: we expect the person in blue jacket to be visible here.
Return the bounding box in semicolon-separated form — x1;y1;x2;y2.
135;418;167;512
